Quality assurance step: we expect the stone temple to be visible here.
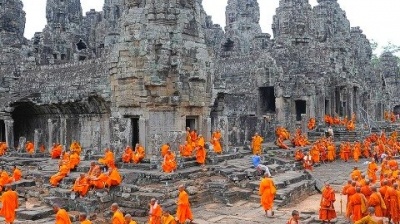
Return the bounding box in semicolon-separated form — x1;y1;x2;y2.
0;0;399;156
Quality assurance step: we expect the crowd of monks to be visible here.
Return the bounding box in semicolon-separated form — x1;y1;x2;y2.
324;114;357;131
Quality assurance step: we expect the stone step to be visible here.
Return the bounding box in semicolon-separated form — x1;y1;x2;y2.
16;206;53;221
246;171;309;191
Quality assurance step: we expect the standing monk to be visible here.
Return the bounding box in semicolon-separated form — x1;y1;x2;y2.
53;204;72;224
175;185;194;224
0;185;18;224
368;186;386;217
148;198;162;224
384;183;400;223
122;146;134;163
367;158;378;183
252;133;263;155
195;135;206;166
319;183;336;223
111;203;124;224
259;173;276;216
211;130;222;154
349;187;367;222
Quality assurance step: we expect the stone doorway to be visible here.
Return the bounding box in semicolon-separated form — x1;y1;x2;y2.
295;100;306;121
186;116;197;131
0;120;5;142
394;105;400;115
259;87;276;114
131;118;140;145
325;100;330;115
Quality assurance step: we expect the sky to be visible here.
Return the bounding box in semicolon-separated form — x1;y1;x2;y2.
21;0;400;55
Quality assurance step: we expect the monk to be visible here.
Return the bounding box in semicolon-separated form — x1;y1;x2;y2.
276;126;290;140
211;130;222;154
161;210;176;224
12;166;22;182
179;142;193;157
327;143;336;162
50;161;70;187
79;213;92;224
124;214;137;224
308;118;316;130
190;130;198;147
294;149;304;161
89;170;108;189
71;173;90;197
360;180;372;201
259;173;276;216
319;183;336;223
353;142;362;162
276;137;289;149
148;198;162;224
162;150;177;173
342;142;351;162
351;167;362;181
251;133;263;155
303;152;313;171
160;144;170;158
98;148;115;168
53;204;72;224
87;162;101;176
348;187;367;222
368;186;386;217
345;181;357;218
186;127;192;145
367;158;378;183
51;143;62;159
0;170;12;189
69;152;80;170
69;141;82;155
111;203;124;224
0;142;7;156
25;141;34;154
122;146;134;163
384;183;400;223
0;185;18;224
176;185;194;224
107;167;122;188
347;120;355;131
132;143;145;164
354;207;384;224
195;135;206;166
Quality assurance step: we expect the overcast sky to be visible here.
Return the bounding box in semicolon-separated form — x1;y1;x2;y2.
21;0;400;54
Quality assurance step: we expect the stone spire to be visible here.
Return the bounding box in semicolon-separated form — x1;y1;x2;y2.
46;0;83;30
0;0;26;45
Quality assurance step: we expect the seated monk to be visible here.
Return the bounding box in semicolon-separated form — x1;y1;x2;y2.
49;161;70;187
308;118;316;130
160;143;170;157
12;166;22;182
346;120;355;131
98;148;115;169
132;143;145;164
179;141;193;157
89;170;109;189
69;152;80;170
276;137;289;149
69;140;82;155
294;149;304;161
51;143;62;159
162;150;177;173
122;146;134;163
0;142;7;156
87;161;101;176
25;141;34;154
71;173;90;197
0;170;12;190
106;167;122;188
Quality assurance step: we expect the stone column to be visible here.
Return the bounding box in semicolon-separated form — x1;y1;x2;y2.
4;119;14;149
139;117;147;153
348;87;354;118
48;119;54;152
301;114;307;134
34;129;40;153
219;116;229;152
60;117;67;147
204;117;212;143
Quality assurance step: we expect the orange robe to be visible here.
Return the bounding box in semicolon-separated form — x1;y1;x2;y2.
259;177;276;211
367;162;378;183
195;137;206;165
0;142;7;156
25;142;34;154
360;185;373;201
161;214;176;224
122;147;134;163
176;190;193;223
88;165;100;176
90;173;108;189
81;220;92;224
211;132;222;153
276;137;289;149
72;176;89;197
49;164;70;186
13;168;22;182
0;171;12;188
353;143;361;162
70;142;82;155
132;146;145;164
51;144;62;159
351;169;362;181
162;153;177;173
368;192;386;217
149;203;162;224
98;151;115;168
384;187;400;222
107;168;122;187
308;118;316;130
69;153;80;169
252;135;263;155
294;150;304;161
319;186;336;221
180;144;193;157
160;144;170;157
327;145;336;161
112;210;124;224
349;193;367;222
55;209;72;224
0;189;18;223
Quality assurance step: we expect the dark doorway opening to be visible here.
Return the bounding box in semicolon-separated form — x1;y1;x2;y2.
76;40;87;50
259;87;276;114
0;120;5;142
186;117;197;131
393;105;400;115
131;118;139;146
325;100;330;115
295;100;306;121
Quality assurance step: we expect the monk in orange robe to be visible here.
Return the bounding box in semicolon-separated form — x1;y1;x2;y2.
25;141;34;154
51;143;62;159
276;127;290;140
0;170;12;189
348;187;367;222
87;162;100;176
161;210;176;224
345;182;357;218
179;142;193;157
69;140;82;155
211;130;222;154
351;167;362;181
160;143;170;157
69;152;80;170
294;149;304;161
259;173;276;216
162;150;177;173
50;161;70;187
79;213;92;224
251;133;263;155
124;214;137;224
368;186;387;217
319;183;336;222
346;120;355;131
276;137;289;149
353;142;361;162
0;142;7;156
342;142;351;162
148;198;162;224
327;144;336;162
176;185;194;224
111;203;124;224
12;166;22;182
0;185;18;224
310;146;320;164
368;158;378;183
190;130;198;147
308;118;316;130
122;146;134;163
53;204;72;224
303;152;313;171
106;167;122;188
384;184;400;223
132;144;145;164
186;127;192;146
72;173;90;197
89;170;108;189
195;135;206;166
98;148;115;168
360;180;372;201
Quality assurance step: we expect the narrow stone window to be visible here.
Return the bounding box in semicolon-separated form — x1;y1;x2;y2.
295;100;307;121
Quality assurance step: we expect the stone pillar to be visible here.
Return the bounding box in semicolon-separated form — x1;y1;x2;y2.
48;119;54;153
204;117;212;142
219;116;229;152
4;119;14;149
60;117;67;147
139;117;147;153
301;114;307;134
34;129;40;153
348;88;354;118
